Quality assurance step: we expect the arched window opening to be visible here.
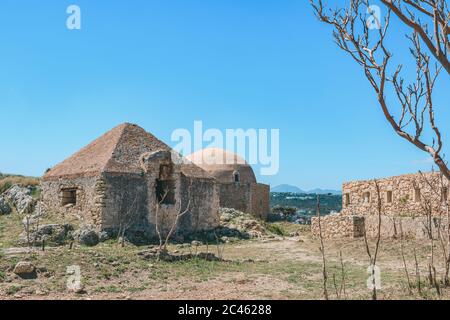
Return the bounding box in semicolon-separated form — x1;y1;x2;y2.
233;171;240;183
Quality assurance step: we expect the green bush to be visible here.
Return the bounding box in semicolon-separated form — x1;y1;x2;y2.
263;222;288;237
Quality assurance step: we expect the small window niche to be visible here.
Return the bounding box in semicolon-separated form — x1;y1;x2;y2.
233;171;240;183
156;179;176;205
386;191;393;204
344;193;351;207
61;188;77;206
414;188;421;203
363;192;371;204
442;187;448;203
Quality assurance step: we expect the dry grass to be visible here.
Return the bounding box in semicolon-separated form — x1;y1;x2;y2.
0;174;40;194
1;209;450;300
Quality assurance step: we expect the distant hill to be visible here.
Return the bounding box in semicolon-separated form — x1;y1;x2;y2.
271;184;305;193
307;188;341;195
271;184;341;195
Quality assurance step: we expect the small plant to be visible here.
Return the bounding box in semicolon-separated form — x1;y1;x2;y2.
6;285;22;296
263;223;288;237
399;195;410;205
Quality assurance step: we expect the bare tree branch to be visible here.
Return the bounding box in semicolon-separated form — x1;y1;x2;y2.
311;0;450;181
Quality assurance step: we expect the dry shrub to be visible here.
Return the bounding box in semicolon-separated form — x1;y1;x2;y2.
0;175;40;194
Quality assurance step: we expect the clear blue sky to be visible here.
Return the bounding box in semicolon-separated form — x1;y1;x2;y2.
1;0;449;190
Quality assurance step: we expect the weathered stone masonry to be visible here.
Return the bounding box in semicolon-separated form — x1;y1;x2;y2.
312;172;449;239
342;172;449;217
186;148;270;220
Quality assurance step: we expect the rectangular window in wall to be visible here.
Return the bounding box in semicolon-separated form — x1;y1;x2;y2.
386;191;393;204
414;188;421;202
443;187;448;203
344;193;350;207
61;188;77;206
363;192;371;204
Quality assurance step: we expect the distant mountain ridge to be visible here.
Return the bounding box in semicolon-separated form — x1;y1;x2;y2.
271;184;341;195
271;184;305;193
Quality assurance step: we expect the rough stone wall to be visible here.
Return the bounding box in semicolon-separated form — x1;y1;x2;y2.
101;172;148;231
311;215;365;239
178;175;220;234
342;172;449;217
311;213;448;239
41;175;105;226
250;183;270;220
218;183;252;214
363;215;448;239
139;150;220;238
218;182;270;220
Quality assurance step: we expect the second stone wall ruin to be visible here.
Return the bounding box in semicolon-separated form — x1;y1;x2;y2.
342;172;449;217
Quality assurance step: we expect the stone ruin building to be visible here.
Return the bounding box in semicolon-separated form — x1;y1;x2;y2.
312;172;449;239
41;123;269;241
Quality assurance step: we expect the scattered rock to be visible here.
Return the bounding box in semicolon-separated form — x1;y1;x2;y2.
73;225;99;246
19;223;73;246
68;283;86;294
13;261;37;279
211;208;271;240
99;231;110;242
138;248;225;262
0;196;12;215
3;185;36;214
35;289;48;296
67;267;85;294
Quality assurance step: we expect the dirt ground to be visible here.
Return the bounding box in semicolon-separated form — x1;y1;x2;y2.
1;221;450;300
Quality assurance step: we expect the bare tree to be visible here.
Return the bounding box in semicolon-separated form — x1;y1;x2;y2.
399;220;414;294
333;250;348;299
418;170;450;287
117;193;140;247
362;180;383;300
214;230;226;260
414;247;423;295
338;250;348;299
155;180;192;254
310;0;449;181
379;0;450;74
316;195;329;300
23;197;43;252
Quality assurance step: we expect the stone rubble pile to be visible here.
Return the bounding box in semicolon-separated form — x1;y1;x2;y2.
216;208;270;240
18;223;74;246
2;185;36;214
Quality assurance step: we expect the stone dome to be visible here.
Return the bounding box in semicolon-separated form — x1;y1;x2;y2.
185;148;257;184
